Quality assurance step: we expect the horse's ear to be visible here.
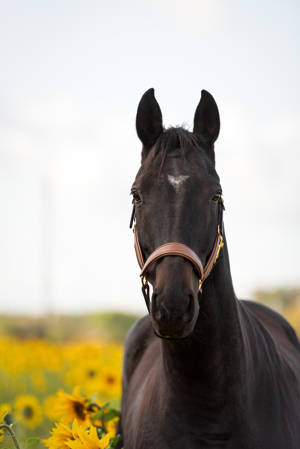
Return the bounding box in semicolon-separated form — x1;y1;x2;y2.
193;90;220;147
136;88;163;156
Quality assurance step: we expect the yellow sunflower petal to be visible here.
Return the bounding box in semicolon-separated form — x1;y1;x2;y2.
64;421;102;449
44;395;59;421
42;421;74;449
76;426;97;449
72;386;83;399
65;439;84;449
72;418;80;439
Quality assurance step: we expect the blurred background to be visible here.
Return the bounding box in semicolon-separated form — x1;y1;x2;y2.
0;0;300;444
0;0;300;316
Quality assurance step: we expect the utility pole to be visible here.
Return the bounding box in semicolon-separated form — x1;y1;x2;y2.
40;177;55;315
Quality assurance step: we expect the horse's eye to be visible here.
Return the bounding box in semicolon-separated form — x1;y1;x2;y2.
132;191;141;203
211;194;221;203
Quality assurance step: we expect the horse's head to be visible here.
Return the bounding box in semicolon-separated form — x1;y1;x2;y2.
131;88;222;339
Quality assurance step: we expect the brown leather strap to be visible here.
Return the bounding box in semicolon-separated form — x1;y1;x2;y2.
133;224;144;270
140;242;204;280
203;233;223;281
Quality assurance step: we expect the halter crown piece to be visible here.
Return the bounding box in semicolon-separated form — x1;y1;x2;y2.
130;197;225;311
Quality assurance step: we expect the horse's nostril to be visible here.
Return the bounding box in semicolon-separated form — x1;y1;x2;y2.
183;294;194;323
152;291;195;325
150;288;199;339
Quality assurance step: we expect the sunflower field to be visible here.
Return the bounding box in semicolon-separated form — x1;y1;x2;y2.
0;313;138;448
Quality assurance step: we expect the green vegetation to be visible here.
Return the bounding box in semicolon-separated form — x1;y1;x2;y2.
0;312;141;342
1;290;300;342
253;287;300;338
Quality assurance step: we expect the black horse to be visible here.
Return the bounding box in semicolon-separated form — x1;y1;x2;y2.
119;89;300;448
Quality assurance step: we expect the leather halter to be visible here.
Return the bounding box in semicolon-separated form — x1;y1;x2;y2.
130;197;225;311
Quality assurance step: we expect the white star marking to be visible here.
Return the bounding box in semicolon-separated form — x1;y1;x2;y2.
167;175;190;192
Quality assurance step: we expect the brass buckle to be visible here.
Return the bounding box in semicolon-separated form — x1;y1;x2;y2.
214;235;224;265
198;279;203;292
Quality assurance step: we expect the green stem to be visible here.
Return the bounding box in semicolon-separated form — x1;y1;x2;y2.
0;423;21;449
88;402;101;411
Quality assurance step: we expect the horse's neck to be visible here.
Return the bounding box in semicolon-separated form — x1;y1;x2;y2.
161;239;247;409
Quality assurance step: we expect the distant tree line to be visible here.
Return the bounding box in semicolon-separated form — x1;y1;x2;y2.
253;287;300;337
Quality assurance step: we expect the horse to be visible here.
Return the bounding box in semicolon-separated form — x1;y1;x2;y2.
118;89;300;448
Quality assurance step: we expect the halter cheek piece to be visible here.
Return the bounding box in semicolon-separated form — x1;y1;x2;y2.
129;197;225;311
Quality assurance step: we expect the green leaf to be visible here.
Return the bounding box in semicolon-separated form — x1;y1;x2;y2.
106;435;120;448
104;409;121;422
25;437;42;447
2;431;12;438
91;403;110;424
92;409;105;423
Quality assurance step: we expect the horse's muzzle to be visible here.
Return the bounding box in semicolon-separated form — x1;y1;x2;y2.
150;256;200;339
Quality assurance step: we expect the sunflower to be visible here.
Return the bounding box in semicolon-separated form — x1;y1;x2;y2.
99;366;122;398
14;395;42;428
64;358;103;396
43;419;113;449
42;420;78;449
54;386;91;427
65;419;113;449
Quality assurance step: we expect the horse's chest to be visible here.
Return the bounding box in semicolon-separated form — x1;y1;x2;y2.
122;335;300;449
123;382;236;449
123;409;239;449
123;384;300;449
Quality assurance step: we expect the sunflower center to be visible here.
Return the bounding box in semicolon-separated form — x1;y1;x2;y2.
23;406;33;418
106;375;116;385
73;401;86;420
89;370;96;377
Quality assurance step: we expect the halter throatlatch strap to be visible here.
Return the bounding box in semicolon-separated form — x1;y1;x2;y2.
131;197;225;309
203;230;223;281
133;224;145;270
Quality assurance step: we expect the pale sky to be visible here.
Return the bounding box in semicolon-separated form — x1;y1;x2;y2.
0;0;299;315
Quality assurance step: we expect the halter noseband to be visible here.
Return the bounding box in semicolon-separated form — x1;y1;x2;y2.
130;197;225;311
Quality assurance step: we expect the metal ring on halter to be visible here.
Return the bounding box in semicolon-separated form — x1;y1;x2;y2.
141;275;148;286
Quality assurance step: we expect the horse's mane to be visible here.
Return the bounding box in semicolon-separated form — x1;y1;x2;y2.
140;126;211;177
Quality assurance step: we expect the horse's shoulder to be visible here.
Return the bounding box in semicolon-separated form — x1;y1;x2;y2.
241;299;300;353
122;314;154;387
